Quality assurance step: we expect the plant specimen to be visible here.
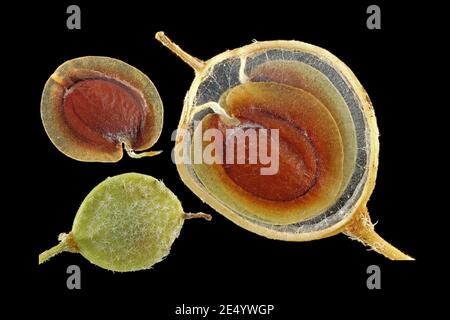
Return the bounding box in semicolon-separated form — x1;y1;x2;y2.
41;56;163;162
156;32;412;260
39;173;211;272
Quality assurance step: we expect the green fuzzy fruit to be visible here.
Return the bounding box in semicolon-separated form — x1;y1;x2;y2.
39;173;210;272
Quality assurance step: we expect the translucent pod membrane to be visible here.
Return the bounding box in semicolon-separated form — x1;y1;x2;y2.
156;32;413;260
41;56;163;162
38;173;211;272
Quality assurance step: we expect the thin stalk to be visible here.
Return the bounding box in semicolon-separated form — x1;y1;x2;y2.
184;212;212;221
155;32;206;73
344;206;414;261
39;232;79;264
122;140;162;159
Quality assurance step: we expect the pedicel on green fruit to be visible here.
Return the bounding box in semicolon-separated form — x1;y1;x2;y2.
39;173;211;272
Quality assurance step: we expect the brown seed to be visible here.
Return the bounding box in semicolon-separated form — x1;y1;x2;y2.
195;82;344;224
41;56;163;162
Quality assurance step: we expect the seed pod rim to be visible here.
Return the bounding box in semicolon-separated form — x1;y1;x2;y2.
173;39;379;242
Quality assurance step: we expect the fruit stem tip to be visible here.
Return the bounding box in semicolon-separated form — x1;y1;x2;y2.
155;31;206;73
184;212;212;221
38;232;79;265
344;207;414;261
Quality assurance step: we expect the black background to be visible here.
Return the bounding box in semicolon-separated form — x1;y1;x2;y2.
10;0;432;317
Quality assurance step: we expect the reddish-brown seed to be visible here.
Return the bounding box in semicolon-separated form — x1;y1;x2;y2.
193;81;344;223
213;114;318;202
63;79;148;148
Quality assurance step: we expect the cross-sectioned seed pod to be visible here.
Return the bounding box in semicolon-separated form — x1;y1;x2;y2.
41;56;163;162
38;173;211;272
156;32;413;260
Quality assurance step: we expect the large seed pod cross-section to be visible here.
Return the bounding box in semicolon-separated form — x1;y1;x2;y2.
156;32;412;260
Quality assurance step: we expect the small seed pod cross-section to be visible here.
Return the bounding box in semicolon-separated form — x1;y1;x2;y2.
156;32;413;260
38;173;211;272
41;56;163;162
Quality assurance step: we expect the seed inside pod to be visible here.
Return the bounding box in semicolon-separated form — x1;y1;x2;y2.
38;173;211;272
156;32;413;260
41;56;163;162
193;81;344;224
